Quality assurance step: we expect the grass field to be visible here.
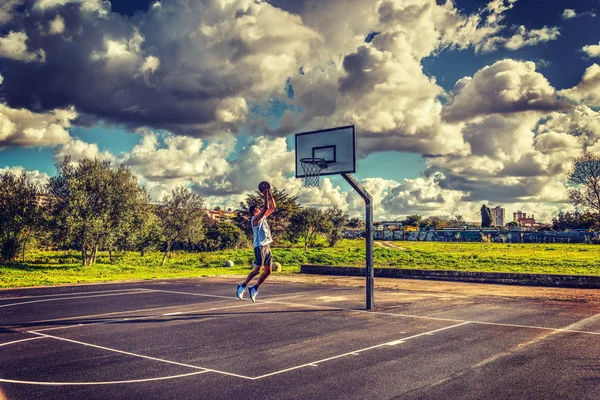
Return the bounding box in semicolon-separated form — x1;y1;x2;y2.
1;239;600;288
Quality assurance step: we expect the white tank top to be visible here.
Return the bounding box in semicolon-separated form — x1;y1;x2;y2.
252;216;273;247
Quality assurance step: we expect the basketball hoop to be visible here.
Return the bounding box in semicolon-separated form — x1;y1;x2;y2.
300;158;328;187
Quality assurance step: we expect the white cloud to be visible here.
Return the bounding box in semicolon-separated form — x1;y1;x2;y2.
561;9;595;20
0;104;75;148
443;59;564;122
0;31;46;62
137;55;160;77
0;0;22;25
48;14;65;35
54;137;114;164
504;26;560;50
560;64;600;107
0;166;50;187
33;0;109;15
583;42;600;58
562;9;577;19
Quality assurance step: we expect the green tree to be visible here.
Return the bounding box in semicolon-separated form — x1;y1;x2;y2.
234;187;300;243
104;165;149;260
402;214;422;229
420;216;449;230
48;157;112;265
48;157;149;265
506;221;520;229
132;204;164;256
566;151;600;213
157;187;205;266
325;205;348;247
288;207;330;250
346;217;364;229
201;221;247;251
0;171;42;261
447;214;465;228
480;204;492;227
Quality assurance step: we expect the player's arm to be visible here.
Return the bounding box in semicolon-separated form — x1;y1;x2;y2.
263;191;276;218
253;190;270;225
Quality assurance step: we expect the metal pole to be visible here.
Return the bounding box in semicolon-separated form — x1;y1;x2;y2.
342;173;373;310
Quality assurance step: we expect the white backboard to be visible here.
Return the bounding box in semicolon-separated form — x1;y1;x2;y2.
295;125;356;178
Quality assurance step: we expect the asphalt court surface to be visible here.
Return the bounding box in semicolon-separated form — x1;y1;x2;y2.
1;278;599;399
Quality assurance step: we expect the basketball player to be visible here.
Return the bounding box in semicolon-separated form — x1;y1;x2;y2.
236;183;276;302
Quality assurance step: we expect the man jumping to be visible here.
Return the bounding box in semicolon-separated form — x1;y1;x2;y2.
236;185;276;302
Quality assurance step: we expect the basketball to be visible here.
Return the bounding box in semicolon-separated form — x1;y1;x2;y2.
258;181;271;193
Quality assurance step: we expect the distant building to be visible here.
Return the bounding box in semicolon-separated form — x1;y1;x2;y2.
513;210;536;227
492;206;505;227
205;208;236;222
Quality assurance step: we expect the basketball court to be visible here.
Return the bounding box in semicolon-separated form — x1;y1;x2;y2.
1;277;599;399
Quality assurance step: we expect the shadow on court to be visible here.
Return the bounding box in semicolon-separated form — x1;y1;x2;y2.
1;277;599;400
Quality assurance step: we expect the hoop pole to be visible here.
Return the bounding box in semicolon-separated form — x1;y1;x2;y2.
341;173;373;310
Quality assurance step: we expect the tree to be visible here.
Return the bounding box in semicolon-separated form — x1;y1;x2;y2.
104;165;149;260
234;187;300;243
201;222;247;251
447;214;465;228
48;157;149;265
506;221;520;229
420;216;449;230
288;207;330;250
48;157;112;265
325;205;348;247
132;205;164;256
157;187;205;266
0;171;42;261
402;214;422;228
566;151;600;213
552;211;600;231
346;217;364;229
480;204;492;227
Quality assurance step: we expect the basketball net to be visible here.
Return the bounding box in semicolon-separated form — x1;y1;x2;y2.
300;158;328;187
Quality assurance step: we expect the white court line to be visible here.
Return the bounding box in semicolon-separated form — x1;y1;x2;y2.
259;299;600;336
30;302;259;332
26;331;254;380
251;322;470;379
0;290;153;309
0;337;45;347
12;297;236;327
28;331;210;371
147;288;600;335
0;288;153;302
0;370;209;386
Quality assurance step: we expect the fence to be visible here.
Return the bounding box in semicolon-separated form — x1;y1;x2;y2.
343;229;600;243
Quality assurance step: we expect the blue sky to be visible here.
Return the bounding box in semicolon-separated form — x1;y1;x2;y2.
1;0;599;222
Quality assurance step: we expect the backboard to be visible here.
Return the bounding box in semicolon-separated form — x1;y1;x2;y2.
294;125;356;178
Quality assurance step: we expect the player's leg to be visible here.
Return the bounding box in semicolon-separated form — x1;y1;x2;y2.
237;246;263;299
248;247;271;302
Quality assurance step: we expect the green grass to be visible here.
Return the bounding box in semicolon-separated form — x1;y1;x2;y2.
2;240;600;288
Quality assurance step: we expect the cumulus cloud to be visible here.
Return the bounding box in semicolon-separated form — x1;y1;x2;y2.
2;0;321;136
48;14;65;35
583;42;600;58
0;31;45;62
562;9;577;19
443;60;566;122
560;64;600;107
503;26;560;50
0;166;51;187
0;104;75;148
34;0;110;15
561;9;595;19
0;0;22;25
54;137;114;164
